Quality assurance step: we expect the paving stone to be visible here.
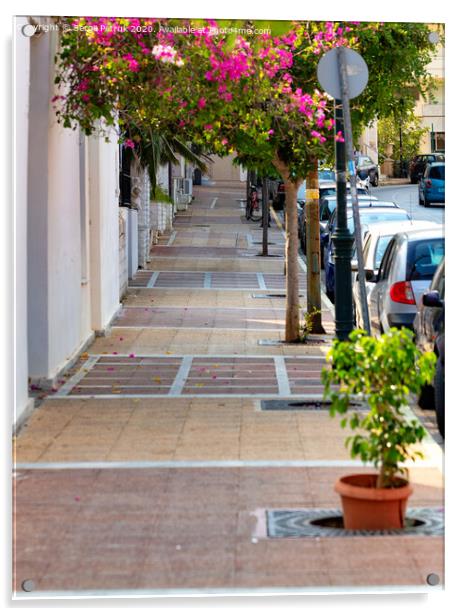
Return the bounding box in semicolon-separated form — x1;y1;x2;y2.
14;185;444;595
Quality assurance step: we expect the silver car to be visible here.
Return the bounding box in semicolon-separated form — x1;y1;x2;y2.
352;220;442;327
368;227;445;334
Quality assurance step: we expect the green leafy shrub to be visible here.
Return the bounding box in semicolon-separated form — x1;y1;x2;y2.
151;185;173;204
321;328;436;488
299;308;322;341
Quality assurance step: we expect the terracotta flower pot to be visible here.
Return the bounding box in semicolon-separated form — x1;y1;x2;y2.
334;473;413;530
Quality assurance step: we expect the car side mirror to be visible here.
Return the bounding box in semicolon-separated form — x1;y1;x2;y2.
422;290;444;308
365;269;377;282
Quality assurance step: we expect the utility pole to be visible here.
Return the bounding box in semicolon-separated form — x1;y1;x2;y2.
337;46;371;335
261;177;269;256
332;100;354;340
317;45;371;338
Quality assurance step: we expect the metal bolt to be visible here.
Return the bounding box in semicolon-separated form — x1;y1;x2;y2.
426;573;440;586
21;580;35;592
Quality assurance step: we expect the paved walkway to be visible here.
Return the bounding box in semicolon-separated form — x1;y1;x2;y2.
13;185;444;597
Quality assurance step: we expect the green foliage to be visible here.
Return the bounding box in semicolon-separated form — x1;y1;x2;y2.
299;308;322;341
129;124;211;191
321;328;436;488
150;184;172;204
377;113;428;164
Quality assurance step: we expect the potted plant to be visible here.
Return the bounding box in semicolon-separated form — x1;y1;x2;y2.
321;328;436;530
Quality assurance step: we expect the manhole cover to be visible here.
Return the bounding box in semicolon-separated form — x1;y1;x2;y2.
266;507;444;537
311;515;425;529
260;399;366;411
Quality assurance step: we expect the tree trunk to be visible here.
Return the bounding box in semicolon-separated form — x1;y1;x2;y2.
306;156;325;334
272;156;302;342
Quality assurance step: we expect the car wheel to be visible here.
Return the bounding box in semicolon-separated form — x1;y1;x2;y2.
434;359;445;438
371;172;379;187
418;189;423;205
417;384;435;410
423;196;430;208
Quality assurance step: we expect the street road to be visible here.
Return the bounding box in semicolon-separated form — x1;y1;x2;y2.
370;184;444;226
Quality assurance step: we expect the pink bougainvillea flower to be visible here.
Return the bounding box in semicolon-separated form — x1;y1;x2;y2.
123;53;139;72
124;139;135;149
335;131;345;142
198;97;207;109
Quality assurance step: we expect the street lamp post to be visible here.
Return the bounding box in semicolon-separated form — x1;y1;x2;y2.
332;100;354;340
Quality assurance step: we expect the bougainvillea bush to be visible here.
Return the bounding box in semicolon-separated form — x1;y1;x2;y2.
54;17;438;340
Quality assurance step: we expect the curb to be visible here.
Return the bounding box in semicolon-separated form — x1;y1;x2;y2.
379;179;411;187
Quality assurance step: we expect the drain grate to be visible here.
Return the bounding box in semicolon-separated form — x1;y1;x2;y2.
260;399;366;411
267;507;444;537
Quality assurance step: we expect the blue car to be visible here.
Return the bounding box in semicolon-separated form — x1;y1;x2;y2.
323;206;411;303
419;162;445;207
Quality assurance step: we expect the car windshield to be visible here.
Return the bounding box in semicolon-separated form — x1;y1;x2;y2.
320;187;336;198
429;165;445;180
347;210;410;233
319;170;335;181
406;238;445;281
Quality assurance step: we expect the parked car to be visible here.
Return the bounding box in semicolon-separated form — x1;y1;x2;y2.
318;168;336;182
323;204;411;303
352;220;442;327
413;258;444;437
299;192;377;255
367;228;444;335
409;153;445;184
355;154;379;187
272;168;336;210
418;161;445;207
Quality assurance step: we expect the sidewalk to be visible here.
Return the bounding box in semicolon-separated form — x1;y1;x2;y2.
13;185;443;596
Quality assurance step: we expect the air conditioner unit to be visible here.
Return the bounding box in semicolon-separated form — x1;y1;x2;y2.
183;178;193;196
172;177;183;194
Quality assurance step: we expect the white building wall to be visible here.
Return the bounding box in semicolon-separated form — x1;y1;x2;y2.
156;164;169;194
14;18;33;425
88;128;121;333
27;29;92;382
137;166;151;268
119;208;129;297
47;99;84;373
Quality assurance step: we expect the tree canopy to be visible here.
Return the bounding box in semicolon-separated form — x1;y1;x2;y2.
55;18;438;178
